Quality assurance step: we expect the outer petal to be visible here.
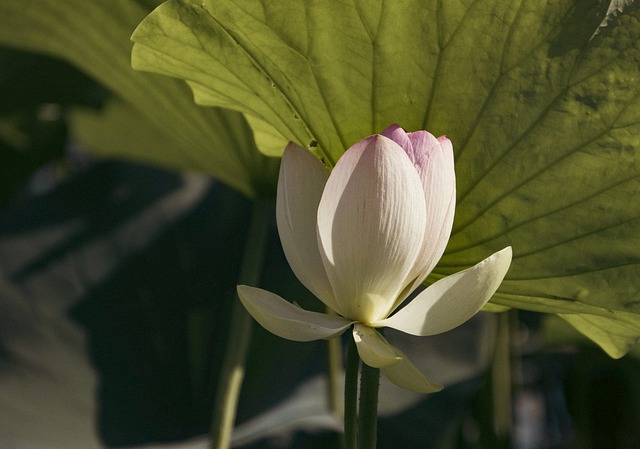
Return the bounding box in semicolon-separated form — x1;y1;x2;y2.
317;135;427;323
382;125;457;309
277;142;341;313
352;324;401;368
237;285;353;341
375;247;512;336
381;346;443;393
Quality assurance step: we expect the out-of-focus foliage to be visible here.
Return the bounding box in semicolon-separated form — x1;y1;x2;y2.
0;0;279;197
0;157;498;448
0;48;105;203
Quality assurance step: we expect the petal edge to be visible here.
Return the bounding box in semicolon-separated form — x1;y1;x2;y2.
352;324;401;368
376;247;512;336
237;285;353;341
381;346;443;393
277;142;340;312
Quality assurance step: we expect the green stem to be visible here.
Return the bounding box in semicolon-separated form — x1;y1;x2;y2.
357;358;380;449
327;330;344;418
491;311;513;449
344;335;360;449
209;199;272;449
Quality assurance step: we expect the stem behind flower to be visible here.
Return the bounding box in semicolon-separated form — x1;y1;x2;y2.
344;336;360;449
328;325;344;418
358;361;380;449
209;199;272;449
344;329;380;449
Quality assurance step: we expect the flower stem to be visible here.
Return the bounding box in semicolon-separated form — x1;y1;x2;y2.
327;327;344;418
491;311;513;449
209;199;272;449
344;335;360;449
357;359;380;449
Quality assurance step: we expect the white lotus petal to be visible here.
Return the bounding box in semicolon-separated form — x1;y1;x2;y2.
352;324;401;368
237;285;353;341
317;135;427;323
381;346;443;393
381;127;457;311
375;247;512;336
276;143;341;313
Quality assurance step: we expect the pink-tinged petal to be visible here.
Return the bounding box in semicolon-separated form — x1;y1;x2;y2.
381;124;411;155
381;126;457;309
375;247;512;336
277;143;341;313
407;132;456;271
405;130;445;167
237;285;353;341
317;135;427;323
352;324;401;368
381;346;443;393
392;133;456;310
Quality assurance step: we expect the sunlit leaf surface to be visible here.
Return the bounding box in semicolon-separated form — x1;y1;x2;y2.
132;0;640;356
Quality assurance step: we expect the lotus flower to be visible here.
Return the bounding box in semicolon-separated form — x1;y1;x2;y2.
238;125;512;392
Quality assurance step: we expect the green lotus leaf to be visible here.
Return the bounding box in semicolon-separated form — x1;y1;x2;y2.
132;0;640;357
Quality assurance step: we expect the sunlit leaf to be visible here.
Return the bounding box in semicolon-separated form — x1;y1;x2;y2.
0;0;278;197
132;0;640;356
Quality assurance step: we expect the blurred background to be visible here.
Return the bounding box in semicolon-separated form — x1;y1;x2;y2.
1;11;640;449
